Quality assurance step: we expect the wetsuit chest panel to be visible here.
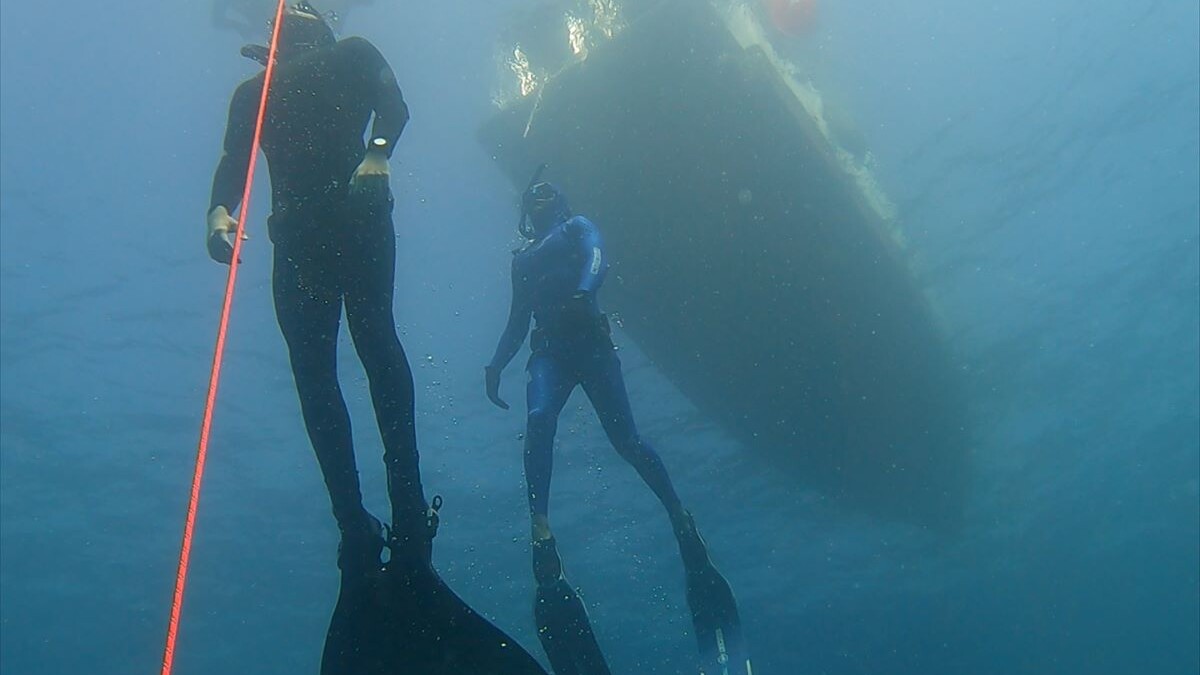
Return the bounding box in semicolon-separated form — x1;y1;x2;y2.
516;224;588;319
260;42;376;206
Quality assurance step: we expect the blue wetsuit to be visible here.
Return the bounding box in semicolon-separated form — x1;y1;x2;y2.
489;215;682;518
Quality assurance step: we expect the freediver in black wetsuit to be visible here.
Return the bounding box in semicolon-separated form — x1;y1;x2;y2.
485;177;753;675
205;4;546;673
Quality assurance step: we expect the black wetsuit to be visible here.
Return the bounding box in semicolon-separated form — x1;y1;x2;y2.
210;36;423;536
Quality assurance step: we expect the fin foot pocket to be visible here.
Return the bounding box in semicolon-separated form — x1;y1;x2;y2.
336;512;386;573
531;538;612;675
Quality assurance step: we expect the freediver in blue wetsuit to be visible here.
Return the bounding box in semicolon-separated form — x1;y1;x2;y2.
485;177;753;675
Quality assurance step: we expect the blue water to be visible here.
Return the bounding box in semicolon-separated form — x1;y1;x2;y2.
1;1;1196;674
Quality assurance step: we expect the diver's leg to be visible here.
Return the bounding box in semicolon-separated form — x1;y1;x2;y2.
341;196;428;544
524;350;576;538
580;353;750;672
329;203;550;674
526;351;611;674
273;241;374;536
579;349;685;520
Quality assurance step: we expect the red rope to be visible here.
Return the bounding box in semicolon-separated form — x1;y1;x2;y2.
160;2;288;672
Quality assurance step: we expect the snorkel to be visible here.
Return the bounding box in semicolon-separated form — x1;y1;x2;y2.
517;163;548;240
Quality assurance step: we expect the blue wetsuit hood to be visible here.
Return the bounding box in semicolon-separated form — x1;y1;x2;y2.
521;181;571;239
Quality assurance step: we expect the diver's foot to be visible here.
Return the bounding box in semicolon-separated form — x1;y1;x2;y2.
531;536;565;587
386;495;443;575
671;509;712;572
337;511;386;573
531;513;553;542
530;537;612;675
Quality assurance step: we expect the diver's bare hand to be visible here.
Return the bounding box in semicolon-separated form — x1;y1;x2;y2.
206;205;247;265
350;151;390;197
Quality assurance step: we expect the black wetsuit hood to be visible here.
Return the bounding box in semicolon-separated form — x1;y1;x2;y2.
277;8;335;57
241;3;336;66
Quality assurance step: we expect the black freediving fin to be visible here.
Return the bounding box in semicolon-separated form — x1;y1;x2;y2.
675;513;753;675
532;537;612;675
321;501;549;675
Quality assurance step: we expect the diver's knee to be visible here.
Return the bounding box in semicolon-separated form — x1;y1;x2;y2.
291;366;339;398
355;334;406;371
526;408;559;436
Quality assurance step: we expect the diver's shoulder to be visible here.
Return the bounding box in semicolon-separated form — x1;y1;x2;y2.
334;36;384;60
564;215;598;232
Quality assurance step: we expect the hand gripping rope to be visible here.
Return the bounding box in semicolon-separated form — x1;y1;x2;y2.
160;1;287;672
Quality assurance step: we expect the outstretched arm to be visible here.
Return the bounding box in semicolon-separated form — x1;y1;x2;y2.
485;259;532;410
206;81;257;264
209;81;257;215
488;258;533;373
